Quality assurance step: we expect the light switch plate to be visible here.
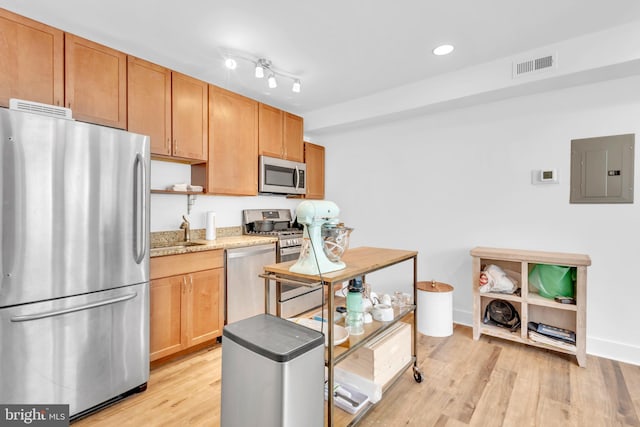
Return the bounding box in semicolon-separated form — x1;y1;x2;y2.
531;169;559;184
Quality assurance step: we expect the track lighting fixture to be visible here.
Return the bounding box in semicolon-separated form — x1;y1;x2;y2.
223;54;301;93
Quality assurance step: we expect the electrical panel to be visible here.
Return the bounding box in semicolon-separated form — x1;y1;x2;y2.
570;134;634;204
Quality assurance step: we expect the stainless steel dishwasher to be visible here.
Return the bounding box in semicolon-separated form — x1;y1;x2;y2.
225;243;276;324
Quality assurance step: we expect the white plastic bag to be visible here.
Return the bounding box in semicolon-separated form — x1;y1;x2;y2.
479;264;519;294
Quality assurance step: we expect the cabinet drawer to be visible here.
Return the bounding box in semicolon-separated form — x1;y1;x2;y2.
150;250;223;280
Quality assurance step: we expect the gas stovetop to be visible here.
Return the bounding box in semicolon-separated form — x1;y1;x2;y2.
242;209;303;248
247;228;301;236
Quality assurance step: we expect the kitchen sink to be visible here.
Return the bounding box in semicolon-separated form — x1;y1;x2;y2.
151;241;207;249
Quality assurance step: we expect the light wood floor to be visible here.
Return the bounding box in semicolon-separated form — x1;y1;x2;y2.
74;324;640;426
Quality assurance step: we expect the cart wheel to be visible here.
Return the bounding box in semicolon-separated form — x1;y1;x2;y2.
413;366;423;383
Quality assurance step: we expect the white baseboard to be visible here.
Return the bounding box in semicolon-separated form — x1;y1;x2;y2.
453;308;473;327
587;336;640;366
453;308;639;366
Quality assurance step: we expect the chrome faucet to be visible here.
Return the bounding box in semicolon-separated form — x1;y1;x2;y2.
180;215;191;242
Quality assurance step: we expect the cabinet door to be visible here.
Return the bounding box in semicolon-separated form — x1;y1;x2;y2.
171;72;208;161
0;9;63;107
304;141;325;199
187;268;224;346
65;34;127;128
205;85;258;195
127;56;171;156
284;112;304;162
150;275;187;361
258;103;284;158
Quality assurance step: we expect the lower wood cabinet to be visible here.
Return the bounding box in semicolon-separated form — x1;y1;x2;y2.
150;250;224;361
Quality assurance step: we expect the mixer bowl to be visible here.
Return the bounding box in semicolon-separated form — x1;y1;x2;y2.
321;224;353;262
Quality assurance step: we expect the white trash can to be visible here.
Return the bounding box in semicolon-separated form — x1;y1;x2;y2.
417;280;454;337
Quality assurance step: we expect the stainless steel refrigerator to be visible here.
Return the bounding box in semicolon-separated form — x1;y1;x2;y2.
0;106;150;420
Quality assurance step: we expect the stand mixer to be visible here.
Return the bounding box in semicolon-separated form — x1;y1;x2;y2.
289;200;352;275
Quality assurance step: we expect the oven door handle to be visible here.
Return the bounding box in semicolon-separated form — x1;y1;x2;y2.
280;246;301;257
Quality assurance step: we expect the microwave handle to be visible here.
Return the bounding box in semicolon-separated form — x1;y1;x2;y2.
294;166;300;189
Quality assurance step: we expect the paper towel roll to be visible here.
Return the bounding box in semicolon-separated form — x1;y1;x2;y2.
417;289;453;337
205;212;216;240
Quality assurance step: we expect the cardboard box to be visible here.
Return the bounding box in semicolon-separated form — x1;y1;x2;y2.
336;321;412;387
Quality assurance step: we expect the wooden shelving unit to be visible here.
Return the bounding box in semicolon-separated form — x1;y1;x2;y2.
470;247;591;367
262;247;422;426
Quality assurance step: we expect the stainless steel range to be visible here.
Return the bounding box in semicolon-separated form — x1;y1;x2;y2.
242;209;324;317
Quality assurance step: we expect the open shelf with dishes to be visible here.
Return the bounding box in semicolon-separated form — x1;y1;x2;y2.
471;247;591;367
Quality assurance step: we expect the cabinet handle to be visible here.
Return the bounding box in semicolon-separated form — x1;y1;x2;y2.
182;277;187;294
190;276;194;293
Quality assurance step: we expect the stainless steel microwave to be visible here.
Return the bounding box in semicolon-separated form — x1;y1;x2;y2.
259;155;306;195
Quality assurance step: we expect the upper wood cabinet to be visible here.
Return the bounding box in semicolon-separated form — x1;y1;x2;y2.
258;103;283;158
258;103;304;162
171;72;208;162
192;85;258;195
65;34;127;129
304;141;325;199
128;59;207;162
0;9;64;108
283;112;304;162
127;56;172;156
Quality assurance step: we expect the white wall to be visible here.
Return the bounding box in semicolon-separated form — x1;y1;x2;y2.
312;75;640;365
149;161;299;231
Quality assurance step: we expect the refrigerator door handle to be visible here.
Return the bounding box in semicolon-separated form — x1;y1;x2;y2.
134;153;147;264
10;292;138;322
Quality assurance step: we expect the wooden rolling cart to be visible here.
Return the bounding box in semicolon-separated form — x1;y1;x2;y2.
262;247;423;426
470;247;591;367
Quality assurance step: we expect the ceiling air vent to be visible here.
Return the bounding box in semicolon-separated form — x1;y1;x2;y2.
513;53;557;78
9;99;73;120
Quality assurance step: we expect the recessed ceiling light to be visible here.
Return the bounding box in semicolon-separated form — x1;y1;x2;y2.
433;44;454;56
224;58;237;69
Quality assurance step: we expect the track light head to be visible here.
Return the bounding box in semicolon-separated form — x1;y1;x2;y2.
255;64;264;78
267;73;277;89
292;79;301;93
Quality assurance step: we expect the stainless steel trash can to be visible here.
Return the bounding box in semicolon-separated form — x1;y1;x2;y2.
221;314;325;427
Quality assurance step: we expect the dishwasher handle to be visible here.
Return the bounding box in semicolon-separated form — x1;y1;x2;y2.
226;245;275;259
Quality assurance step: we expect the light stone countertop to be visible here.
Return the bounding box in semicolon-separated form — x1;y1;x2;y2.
150;227;277;258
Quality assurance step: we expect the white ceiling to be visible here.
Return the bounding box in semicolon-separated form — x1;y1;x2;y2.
3;0;640;115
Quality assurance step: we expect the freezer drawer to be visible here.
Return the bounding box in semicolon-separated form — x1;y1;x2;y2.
0;283;149;418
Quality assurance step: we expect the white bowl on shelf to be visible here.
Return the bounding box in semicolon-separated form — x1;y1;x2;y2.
288;318;349;346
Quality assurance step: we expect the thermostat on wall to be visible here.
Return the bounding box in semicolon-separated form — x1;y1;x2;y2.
531;169;559;184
